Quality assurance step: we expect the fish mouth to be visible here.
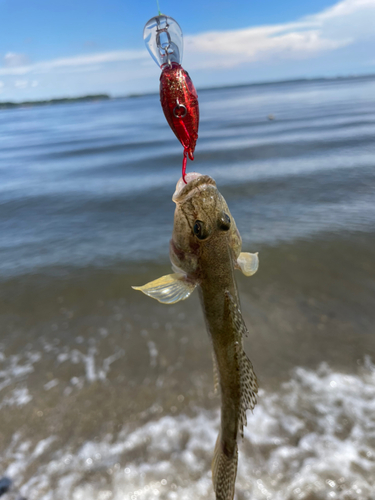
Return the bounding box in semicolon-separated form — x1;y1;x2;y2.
172;173;216;203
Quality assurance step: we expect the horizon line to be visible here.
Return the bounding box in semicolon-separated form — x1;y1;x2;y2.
1;72;374;105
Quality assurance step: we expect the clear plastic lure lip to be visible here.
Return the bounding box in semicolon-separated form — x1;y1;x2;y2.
143;15;183;68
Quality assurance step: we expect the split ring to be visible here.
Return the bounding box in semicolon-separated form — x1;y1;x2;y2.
173;103;187;118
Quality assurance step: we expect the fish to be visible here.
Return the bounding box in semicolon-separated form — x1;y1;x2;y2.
132;172;259;500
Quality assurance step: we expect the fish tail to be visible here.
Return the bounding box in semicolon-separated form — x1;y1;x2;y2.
212;432;238;500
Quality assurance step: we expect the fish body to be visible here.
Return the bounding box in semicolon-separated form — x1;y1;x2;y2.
133;173;259;499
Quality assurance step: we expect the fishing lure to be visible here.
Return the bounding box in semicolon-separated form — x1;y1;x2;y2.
143;14;199;183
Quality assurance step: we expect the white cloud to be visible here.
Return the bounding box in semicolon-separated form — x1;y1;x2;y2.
41;50;146;68
0;49;147;76
183;0;375;68
185;27;349;69
1;0;374;81
14;80;28;89
3;52;29;67
312;0;375;21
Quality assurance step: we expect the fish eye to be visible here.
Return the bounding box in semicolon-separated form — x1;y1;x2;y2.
193;220;209;240
218;213;231;231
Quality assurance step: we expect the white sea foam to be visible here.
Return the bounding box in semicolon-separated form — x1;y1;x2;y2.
0;386;32;409
59;345;125;383
0;351;41;397
1;360;374;500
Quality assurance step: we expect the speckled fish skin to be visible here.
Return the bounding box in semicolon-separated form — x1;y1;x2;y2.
171;174;258;500
133;173;259;500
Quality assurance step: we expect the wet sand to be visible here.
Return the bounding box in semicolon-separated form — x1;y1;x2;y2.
1;231;374;449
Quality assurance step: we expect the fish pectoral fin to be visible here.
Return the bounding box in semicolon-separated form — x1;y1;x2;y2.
237;252;259;276
132;273;196;304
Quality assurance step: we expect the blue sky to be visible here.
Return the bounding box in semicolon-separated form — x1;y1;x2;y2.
0;0;374;100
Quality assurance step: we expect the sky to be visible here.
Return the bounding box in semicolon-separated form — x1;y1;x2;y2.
0;0;374;101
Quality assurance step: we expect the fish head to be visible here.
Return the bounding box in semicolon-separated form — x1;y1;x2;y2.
170;173;242;276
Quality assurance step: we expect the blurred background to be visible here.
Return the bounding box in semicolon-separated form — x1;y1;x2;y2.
0;1;375;499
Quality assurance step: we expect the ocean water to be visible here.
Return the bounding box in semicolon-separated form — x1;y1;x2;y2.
0;76;375;499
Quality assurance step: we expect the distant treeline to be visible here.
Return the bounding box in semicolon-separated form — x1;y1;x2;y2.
0;94;110;109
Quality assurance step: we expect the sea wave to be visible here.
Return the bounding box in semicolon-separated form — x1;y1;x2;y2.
2;359;374;500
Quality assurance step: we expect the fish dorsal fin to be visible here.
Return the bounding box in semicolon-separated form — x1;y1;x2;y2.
235;344;258;437
225;291;249;338
132;273;196;304
225;291;258;437
212;352;220;395
237;252;259;276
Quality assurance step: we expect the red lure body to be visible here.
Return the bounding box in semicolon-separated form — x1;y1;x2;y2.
160;62;199;182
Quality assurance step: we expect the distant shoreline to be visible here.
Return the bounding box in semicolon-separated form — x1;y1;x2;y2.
196;72;375;93
0;94;111;110
1;73;374;109
123;72;375;99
